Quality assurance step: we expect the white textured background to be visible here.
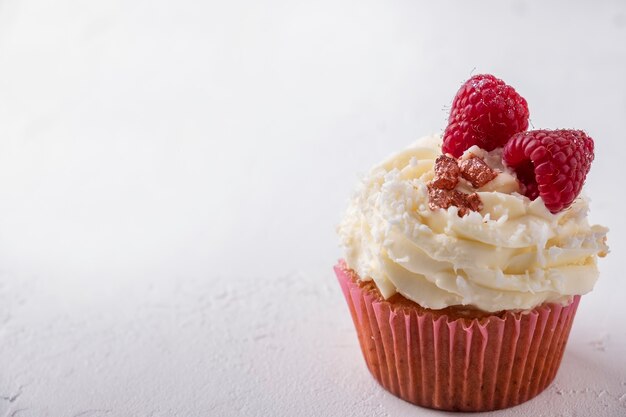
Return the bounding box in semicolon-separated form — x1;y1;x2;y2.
0;1;625;416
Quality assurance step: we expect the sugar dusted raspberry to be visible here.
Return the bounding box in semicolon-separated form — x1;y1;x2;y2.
502;129;594;213
459;154;498;188
432;155;460;190
442;74;529;157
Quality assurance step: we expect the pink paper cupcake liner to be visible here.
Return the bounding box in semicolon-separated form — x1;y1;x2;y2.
334;261;580;412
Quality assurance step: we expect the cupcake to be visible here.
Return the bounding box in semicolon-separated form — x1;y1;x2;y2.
335;74;609;411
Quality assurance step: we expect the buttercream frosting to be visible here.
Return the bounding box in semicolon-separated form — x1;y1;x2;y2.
338;135;609;312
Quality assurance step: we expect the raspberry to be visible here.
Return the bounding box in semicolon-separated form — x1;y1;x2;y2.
442;74;529;157
502;129;594;213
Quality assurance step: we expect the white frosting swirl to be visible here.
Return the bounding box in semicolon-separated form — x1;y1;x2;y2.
338;135;609;312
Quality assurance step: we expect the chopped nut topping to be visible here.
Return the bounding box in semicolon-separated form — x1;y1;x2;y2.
426;153;489;217
427;185;482;217
465;192;483;212
459;154;498;188
427;186;454;211
431;155;460;190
